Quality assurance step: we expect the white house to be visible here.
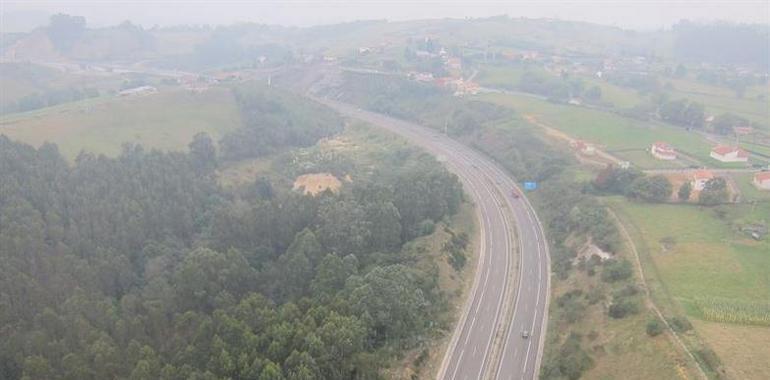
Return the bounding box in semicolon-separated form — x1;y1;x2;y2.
754;172;770;190
651;142;677;160
710;145;749;163
691;169;714;191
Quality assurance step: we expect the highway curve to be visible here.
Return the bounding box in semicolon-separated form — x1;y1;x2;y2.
314;97;551;380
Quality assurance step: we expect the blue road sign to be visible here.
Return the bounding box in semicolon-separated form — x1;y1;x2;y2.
524;182;537;191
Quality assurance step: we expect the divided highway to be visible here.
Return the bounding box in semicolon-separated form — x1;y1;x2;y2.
314;97;551;380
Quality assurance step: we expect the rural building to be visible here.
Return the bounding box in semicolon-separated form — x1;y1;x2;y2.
691;169;714;191
571;140;596;155
650;142;677;160
446;57;461;69
753;172;770;190
118;85;157;97
710;145;749;163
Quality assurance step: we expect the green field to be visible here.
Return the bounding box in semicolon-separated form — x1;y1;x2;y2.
733;173;770;202
476;65;538;89
0;87;241;159
614;201;770;305
478;92;720;163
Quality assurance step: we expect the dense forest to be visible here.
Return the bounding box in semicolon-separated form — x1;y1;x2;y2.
0;86;465;379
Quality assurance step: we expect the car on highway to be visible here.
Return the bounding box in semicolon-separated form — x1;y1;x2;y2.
521;330;529;339
511;188;520;199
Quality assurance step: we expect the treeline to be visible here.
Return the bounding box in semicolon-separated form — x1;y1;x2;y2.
672;21;770;68
220;86;343;161
2;87;100;114
332;72;511;135
517;70;602;103
0;89;465;379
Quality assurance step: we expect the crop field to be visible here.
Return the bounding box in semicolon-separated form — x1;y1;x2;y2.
693;297;770;326
0;87;241;159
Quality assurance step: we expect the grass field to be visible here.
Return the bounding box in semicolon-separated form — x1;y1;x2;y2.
612;200;770;378
732;173;770;202
476;65;539;89
693;320;770;380
478;93;720;164
544;269;691;380
0;87;241;159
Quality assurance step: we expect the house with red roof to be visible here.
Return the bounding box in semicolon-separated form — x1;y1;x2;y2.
691;169;714;191
754;172;770;190
650;142;677;160
710;145;749;163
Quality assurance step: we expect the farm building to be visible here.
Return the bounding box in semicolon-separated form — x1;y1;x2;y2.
650;141;677;160
754;172;770;190
118;85;157;97
710;145;749;163
691;169;714;191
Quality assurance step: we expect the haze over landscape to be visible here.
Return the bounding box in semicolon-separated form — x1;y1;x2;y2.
1;1;769;380
3;0;769;31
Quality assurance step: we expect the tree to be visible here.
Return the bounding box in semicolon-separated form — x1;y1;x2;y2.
189;132;217;174
258;362;284;380
609;297;639;318
317;200;371;255
699;177;728;205
363;201;402;252
712;113;749;135
310;254;349;298
678;181;692;201
627;175;672;202
646;317;664;336
47;14;86;52
347;265;427;341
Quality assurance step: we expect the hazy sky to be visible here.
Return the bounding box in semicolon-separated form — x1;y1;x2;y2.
2;0;769;30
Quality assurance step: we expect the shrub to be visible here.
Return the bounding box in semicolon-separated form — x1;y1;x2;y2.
646;317;664;336
668;316;693;332
609;296;639;319
601;259;633;283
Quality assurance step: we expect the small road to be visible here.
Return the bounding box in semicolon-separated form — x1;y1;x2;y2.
314;97;551;380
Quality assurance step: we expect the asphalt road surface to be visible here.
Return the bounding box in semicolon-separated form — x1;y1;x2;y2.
314;97;551;380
